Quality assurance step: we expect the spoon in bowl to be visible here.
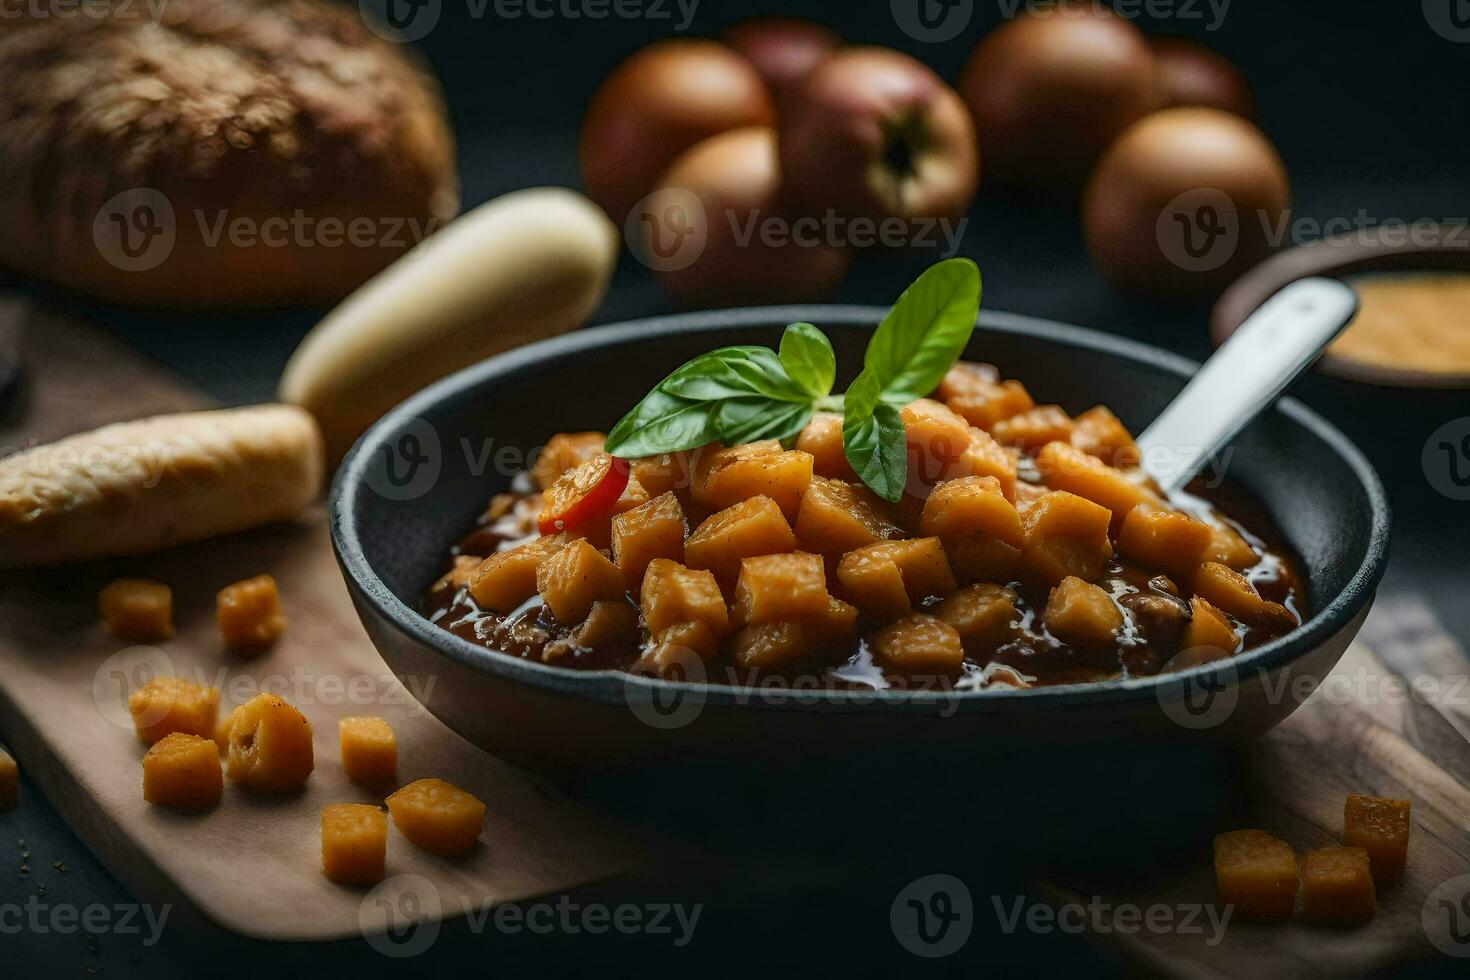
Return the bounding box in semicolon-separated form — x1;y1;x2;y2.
1135;277;1360;495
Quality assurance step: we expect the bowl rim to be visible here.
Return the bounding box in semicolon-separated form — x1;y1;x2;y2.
331;305;1392;715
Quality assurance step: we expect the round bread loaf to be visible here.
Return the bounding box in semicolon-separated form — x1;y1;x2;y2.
0;0;458;309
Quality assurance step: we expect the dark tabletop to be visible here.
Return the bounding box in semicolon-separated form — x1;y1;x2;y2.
3;2;1469;976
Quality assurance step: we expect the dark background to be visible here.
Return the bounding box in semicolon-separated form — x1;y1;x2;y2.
3;1;1469;976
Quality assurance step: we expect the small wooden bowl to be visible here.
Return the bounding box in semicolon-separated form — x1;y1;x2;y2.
1211;225;1470;389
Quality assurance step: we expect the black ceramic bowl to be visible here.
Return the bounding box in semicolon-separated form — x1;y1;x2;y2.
331;307;1390;778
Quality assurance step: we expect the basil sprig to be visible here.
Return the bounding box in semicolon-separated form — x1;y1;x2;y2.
604;258;982;502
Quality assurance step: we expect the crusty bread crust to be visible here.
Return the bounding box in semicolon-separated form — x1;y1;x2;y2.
0;404;324;567
0;0;458;308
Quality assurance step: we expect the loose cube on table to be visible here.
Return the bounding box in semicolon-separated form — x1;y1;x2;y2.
142;733;222;810
1301;846;1376;926
1213;829;1299;921
321;803;388;885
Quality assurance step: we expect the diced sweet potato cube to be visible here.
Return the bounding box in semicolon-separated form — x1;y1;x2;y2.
1343;795;1411;883
1117;506;1214;579
226;693;314;792
733;552;830;626
339;716;397;785
321;803;388;885
129;676;219;745
611;492;687;589
639;558;730;641
872;614;965;674
535;538;626;624
1207;524;1259;570
1013;479;1049;512
1035;441;1158;529
99;579;173;641
467;534;566;612
902;398;971;485
1301;847;1376;926
1070;406;1140;467
217;574;287;650
636;620;721;676
1044;576;1123;647
430;555;483;604
920;476;1023;548
1181;597;1240;654
142;733;222;810
630;451;696;500
0;748;16;811
836;538;957;619
1193;562;1296;630
1213;829;1300;921
693;442;813;520
935;584;1018;655
572;472;651;551
570;600;640;650
943;427;1018;501
943;374;1034;430
386;778;486;857
946;537;1021;586
532;432;606;490
730;598;858;669
992;405;1074;453
684;496;797;589
795;477;902;558
796;412;857;480
935;360;999;400
1020;491;1114;585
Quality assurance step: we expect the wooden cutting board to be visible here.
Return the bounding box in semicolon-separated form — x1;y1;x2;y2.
1041;595;1470;977
0;304;642;941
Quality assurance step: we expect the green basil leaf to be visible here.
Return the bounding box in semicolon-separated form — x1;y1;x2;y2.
778;322;836;400
661;347;808;403
716;398;813;446
842;401;907;503
863;257;981;404
605;390;719;458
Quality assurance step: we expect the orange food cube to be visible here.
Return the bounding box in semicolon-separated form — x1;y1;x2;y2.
637;620;721;676
795;477;902;558
386;778;486;857
836;538;957;619
1213;829;1300;921
610;492;687;589
684;495;797;589
1343;795;1411;882
872;614;965;674
1301;847;1376;926
942;373;1034;430
217;574;287;650
142;733;222;810
226;693;314;792
1116;506;1214;580
430;555;483;601
729;599;859;670
98;579;173;641
532;432;606;490
467;534;566;612
1035;441;1158;529
934;584;1018;655
945;536;1021;586
639;558;730;641
902;398;972;485
692;442;814;521
1207;523;1259;570
321;803;388;885
943;427;1018;501
1070;406;1140;467
567;600;639;651
630;451;696;500
1181;597;1240;655
128;676;219;745
535;538;626;624
733;552;831;626
214;711;234;754
991;405;1074;453
920;476;1023;548
934;360;999;400
1020;491;1115;585
339;716;397;785
796;412;857;480
0;748;18;811
1044;576;1123;648
1193;562;1296;630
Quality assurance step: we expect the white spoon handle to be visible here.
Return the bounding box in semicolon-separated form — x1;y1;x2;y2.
1136;277;1359;495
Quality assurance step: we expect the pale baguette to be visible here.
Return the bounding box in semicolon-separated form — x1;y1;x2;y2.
0;405;323;568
